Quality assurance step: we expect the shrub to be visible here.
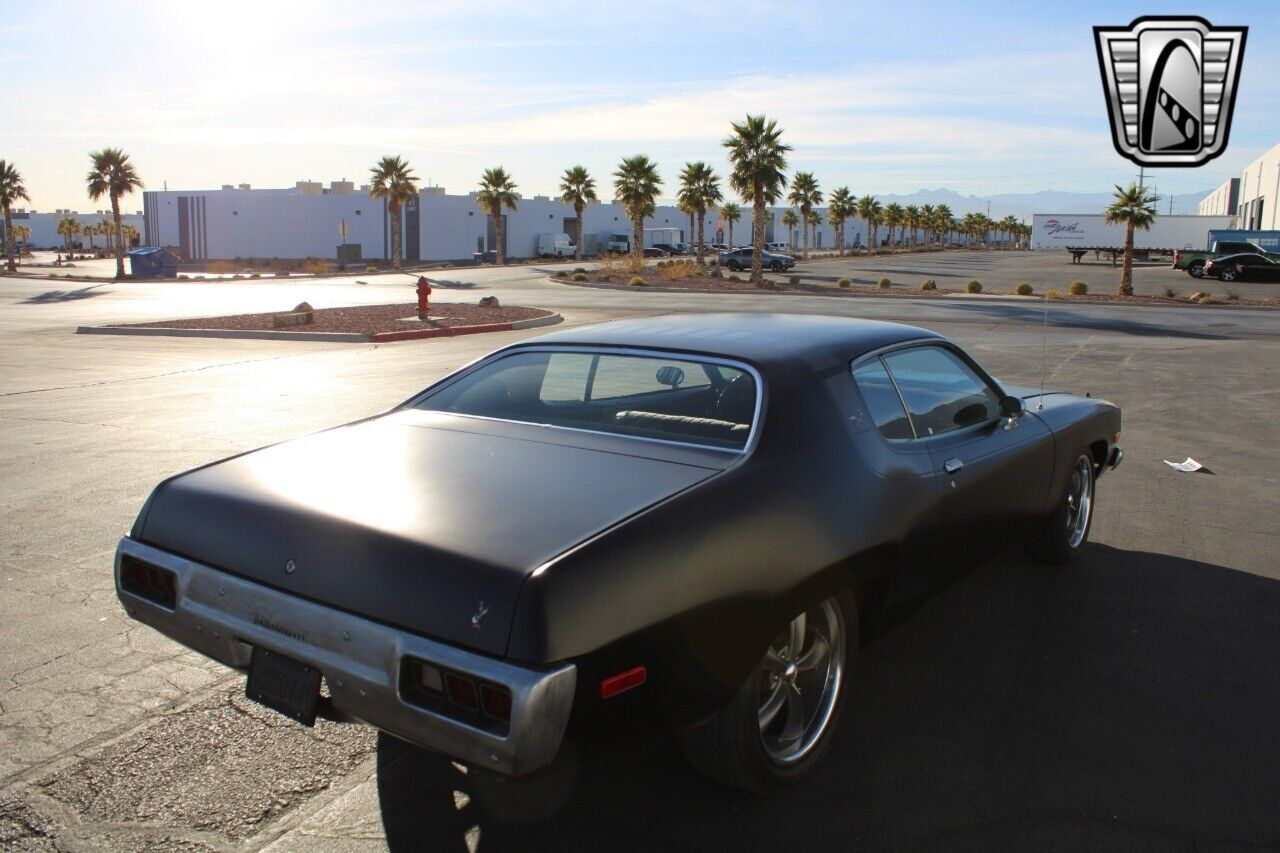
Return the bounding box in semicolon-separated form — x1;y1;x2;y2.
1196;292;1214;304
1188;291;1209;302
570;272;587;282
1044;289;1062;300
1068;280;1088;295
628;276;645;286
1163;286;1176;298
920;279;937;291
573;267;586;274
599;253;641;278
727;274;741;281
300;258;329;275
966;279;982;293
177;274;188;280
709;268;722;278
365;264;378;273
877;277;892;289
250;273;261;279
837;278;852;288
1225;288;1241;301
194;275;205;280
659;259;701;280
1015;282;1033;295
207;260;238;273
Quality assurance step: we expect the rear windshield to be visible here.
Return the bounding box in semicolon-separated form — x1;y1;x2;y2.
414;351;757;450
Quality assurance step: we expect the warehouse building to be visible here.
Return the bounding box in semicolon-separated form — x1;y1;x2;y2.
0;209;146;251
139;181;862;263
1030;214;1231;251
1235;142;1280;231
1197;178;1240;217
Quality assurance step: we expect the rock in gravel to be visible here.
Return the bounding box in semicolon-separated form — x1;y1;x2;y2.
479;296;500;307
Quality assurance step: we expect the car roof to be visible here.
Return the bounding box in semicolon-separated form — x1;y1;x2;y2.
520;313;942;372
1219;252;1274;261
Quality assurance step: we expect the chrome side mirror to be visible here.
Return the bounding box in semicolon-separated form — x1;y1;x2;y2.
999;395;1024;430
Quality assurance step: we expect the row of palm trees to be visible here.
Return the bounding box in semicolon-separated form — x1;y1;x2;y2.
55;216;139;255
1;150;142;278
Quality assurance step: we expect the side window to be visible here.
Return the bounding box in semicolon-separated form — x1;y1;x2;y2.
882;346;1001;437
539;353;593;402
851;359;914;440
589;356;710;399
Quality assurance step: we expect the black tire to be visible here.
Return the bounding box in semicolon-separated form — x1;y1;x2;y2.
770;261;783;272
728;260;741;271
1027;451;1096;564
1187;261;1205;278
678;593;857;793
1219;267;1238;282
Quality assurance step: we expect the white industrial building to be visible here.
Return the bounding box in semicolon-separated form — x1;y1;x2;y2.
1235;141;1280;231
1030;214;1231;251
138;180;865;263
1197;178;1240;217
1;209;146;250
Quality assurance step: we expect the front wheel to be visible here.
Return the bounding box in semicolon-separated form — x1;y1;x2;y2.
1187;261;1205;278
678;594;855;792
1219;267;1239;282
770;261;783;272
1027;452;1095;564
727;260;741;271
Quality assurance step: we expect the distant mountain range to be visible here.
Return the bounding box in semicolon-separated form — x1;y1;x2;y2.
866;187;1213;219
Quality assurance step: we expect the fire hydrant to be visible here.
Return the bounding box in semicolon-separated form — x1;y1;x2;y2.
416;276;432;319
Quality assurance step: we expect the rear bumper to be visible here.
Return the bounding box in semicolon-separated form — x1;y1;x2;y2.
114;537;575;776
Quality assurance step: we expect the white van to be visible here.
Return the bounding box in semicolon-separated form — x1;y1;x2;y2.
537;233;576;258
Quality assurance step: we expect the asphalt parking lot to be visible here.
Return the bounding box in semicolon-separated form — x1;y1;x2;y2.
792;248;1272;300
2;255;1279;850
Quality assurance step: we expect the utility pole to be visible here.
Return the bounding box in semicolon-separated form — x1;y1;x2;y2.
1138;167;1145;191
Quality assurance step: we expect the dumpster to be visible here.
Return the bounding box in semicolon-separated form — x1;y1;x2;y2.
128;247;180;279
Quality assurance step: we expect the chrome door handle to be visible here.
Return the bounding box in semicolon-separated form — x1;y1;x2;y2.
944;458;964;474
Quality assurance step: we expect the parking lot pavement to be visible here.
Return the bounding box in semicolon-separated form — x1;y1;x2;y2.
791;248;1275;301
2;265;1279;849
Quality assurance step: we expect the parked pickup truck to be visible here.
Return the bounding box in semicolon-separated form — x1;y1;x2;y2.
1173;241;1278;278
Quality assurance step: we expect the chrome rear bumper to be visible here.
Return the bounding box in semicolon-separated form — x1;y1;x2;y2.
114;537;575;776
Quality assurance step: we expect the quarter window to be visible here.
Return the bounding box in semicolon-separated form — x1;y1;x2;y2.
882;346;1001;437
851;359;913;440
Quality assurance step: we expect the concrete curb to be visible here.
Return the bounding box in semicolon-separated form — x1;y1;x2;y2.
75;312;562;344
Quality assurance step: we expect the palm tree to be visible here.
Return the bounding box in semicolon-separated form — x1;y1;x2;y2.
84;221;96;251
558;165;597;262
98;218;116;256
883;203;904;250
677;161;722;264
120;223;139;249
720;202;742;248
827;187;853;256
1104;182;1159;296
613;155;662;269
919;204;936;246
367;155;420;270
804;210;822;250
855;195;882;253
9;223;30;262
999;215;1019;249
788;172;821;259
933;204;953;246
57;217;81;256
723;114;790;285
0;160;31;272
475;167;519;266
904;205;921;249
86;148;143;278
780;208;799;248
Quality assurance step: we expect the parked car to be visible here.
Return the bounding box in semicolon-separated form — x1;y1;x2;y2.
707;242;730;252
114;314;1122;792
765;241;791;253
643;246;669;258
1203;253;1280;282
718;247;795;272
651;242;691;255
1173;241;1276;278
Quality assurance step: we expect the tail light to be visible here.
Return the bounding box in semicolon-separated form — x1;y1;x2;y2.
120;556;177;609
401;657;512;732
1173;250;1182;264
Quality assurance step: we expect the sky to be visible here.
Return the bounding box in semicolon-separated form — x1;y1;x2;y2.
2;0;1277;213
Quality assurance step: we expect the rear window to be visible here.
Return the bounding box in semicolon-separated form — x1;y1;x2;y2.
414;350;757;450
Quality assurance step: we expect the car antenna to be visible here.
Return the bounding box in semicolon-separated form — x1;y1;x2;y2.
1037;306;1047;411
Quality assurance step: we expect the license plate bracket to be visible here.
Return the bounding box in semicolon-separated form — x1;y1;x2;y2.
246;646;321;726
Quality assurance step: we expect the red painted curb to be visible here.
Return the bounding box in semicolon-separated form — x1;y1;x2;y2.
368;321;514;343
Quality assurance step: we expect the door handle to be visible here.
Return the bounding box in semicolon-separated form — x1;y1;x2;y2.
944;458;964;474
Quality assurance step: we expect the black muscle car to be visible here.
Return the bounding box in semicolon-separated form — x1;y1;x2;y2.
115;313;1122;792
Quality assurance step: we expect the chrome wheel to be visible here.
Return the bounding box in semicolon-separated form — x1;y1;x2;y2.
758;598;845;764
1065;456;1094;549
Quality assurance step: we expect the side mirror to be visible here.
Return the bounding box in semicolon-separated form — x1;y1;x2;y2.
999;394;1023;429
656;366;685;388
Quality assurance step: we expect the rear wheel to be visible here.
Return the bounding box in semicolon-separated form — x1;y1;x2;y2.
1220;266;1239;282
678;594;855;792
770;260;783;272
1027;452;1095;564
1187;261;1205;278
